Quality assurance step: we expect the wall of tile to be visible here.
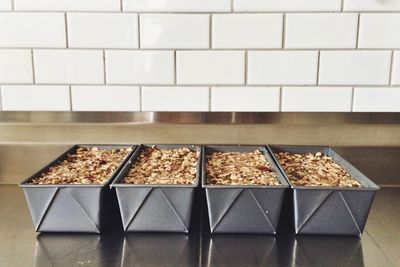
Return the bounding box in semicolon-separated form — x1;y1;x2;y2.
0;0;399;112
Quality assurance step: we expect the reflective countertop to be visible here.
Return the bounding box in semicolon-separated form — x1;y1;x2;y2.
1;147;399;267
1;186;399;267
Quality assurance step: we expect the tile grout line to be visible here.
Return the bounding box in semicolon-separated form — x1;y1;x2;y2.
341;0;344;11
316;51;321;85
244;50;248;84
209;14;212;49
279;86;283;111
231;0;234;12
64;13;69;48
173;50;177;84
137;14;141;49
10;0;14;11
350;87;355;111
30;50;36;84
282;13;286;49
209;87;212;111
102;50;107;84
120;0;123;12
68;85;73;111
356;13;361;48
388;50;394;85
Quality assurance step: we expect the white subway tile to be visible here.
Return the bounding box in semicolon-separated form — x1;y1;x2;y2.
14;0;120;11
0;13;65;48
212;14;282;49
1;85;70;111
71;86;140;111
34;50;104;84
234;0;341;11
106;50;174;84
319;51;391;85
353;87;400;112
140;14;209;49
177;51;245;84
0;0;11;10
285;14;358;49
392;52;400;85
0;49;33;83
282;87;352;112
142;86;209;111
211;87;280;111
123;0;230;12
68;13;138;49
344;0;400;11
359;14;400;49
248;51;318;85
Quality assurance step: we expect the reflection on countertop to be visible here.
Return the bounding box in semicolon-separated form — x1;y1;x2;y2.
0;185;399;267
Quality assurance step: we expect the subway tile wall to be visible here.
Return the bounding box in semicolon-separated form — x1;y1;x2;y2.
0;0;399;112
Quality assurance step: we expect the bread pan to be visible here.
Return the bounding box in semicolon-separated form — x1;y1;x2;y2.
202;145;289;234
268;145;380;236
19;144;136;233
111;144;201;233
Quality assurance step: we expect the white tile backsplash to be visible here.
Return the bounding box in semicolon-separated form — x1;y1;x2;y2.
282;87;353;112
67;13;138;49
1;85;70;111
105;50;174;84
392;52;400;85
234;0;341;11
140;14;209;49
344;0;400;11
14;0;120;11
285;14;358;49
34;50;104;84
0;0;11;11
0;1;398;112
353;87;400;112
248;51;318;85
211;87;280;111
71;86;140;111
358;14;400;49
123;0;231;12
142;86;209;111
212;14;282;49
0;13;66;48
319;51;392;85
0;49;33;83
177;51;245;84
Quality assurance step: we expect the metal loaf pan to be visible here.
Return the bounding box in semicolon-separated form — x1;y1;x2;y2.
111;144;201;233
19;144;136;233
268;145;380;236
202;145;289;234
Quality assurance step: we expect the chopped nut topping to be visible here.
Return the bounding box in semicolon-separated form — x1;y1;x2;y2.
30;147;132;185
123;147;198;185
275;152;361;187
206;150;280;186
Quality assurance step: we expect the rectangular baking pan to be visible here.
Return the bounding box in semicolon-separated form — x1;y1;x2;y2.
111;144;201;233
202;145;289;234
268;145;380;236
19;144;136;233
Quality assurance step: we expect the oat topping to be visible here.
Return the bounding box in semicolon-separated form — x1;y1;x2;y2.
276;152;361;187
206;150;280;186
123;146;198;185
30;147;133;185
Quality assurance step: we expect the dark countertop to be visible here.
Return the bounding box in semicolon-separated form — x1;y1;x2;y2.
1;186;399;267
0;146;399;267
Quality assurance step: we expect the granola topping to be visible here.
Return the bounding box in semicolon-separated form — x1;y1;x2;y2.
206;150;280;186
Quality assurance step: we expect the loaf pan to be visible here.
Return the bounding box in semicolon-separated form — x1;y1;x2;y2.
268;145;380;236
111;144;201;233
202;145;289;234
19;144;136;233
